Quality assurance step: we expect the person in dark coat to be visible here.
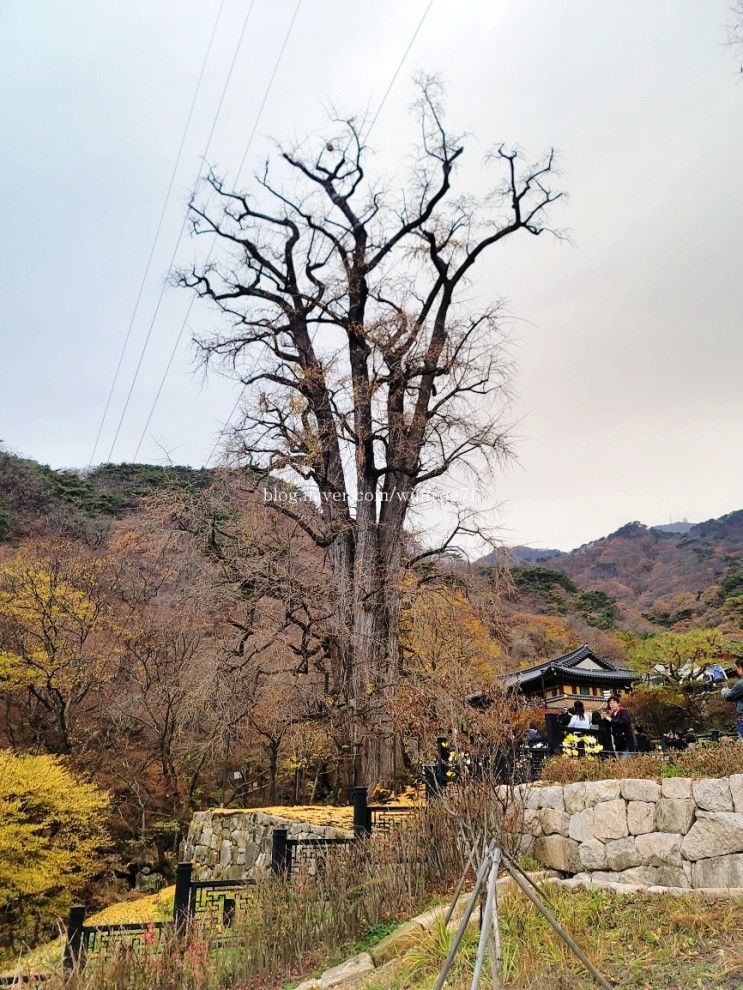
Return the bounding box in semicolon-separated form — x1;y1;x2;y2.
605;695;636;754
593;700;614;755
662;730;686;751
635;725;653;752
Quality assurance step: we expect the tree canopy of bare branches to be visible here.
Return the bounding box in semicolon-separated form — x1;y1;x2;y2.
183;78;563;785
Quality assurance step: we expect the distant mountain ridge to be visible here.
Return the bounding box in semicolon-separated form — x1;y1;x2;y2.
481;512;743;634
481;521;698;567
505;545;561;564
651;520;694;535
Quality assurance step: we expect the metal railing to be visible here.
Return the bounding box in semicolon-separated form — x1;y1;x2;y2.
1;862;256;984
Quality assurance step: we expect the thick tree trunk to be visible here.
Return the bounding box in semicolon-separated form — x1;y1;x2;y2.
345;511;405;790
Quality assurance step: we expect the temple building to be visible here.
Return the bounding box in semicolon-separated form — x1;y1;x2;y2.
501;644;638;710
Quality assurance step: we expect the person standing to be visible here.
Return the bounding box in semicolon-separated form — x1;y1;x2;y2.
593;700;614;755
567;701;591;731
721;657;743;740
605;695;636;754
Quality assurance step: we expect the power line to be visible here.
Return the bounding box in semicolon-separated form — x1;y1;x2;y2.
201;0;434;469
132;0;304;463
104;0;257;463
365;0;433;139
87;0;227;469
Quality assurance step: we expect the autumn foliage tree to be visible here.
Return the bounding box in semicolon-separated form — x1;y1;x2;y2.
0;750;109;952
0;540;118;756
184;79;563;784
628;628;735;687
628;628;741;727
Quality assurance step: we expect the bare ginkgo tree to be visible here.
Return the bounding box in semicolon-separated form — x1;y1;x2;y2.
183;79;563;785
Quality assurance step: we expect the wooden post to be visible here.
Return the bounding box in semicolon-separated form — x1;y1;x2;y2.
444;838;481;925
502;859;613;990
433;846;494;990
352;786;370;839
544;712;563;755
173;861;193;933
63;904;85;972
470;854;501;989
435;736;450;788
271;827;289;875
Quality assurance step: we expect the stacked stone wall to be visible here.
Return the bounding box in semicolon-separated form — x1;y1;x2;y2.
182;810;352;881
514;774;743;888
185;775;743;890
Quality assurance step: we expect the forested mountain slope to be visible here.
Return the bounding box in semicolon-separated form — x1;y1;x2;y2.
481;514;743;637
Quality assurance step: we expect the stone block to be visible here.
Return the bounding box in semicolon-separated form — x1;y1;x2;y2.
320;953;374;987
579;839;608;870
681;812;743;861
526;785;565;812
564;783;586;814
655;865;690;888
584;870;625;884
692;778;733;812
635;832;682;866
521;809;542;835
730;775;743;814
605;837;642;871
618;866;660;885
661;777;693;799
410;906;445;929
627;801;656;835
656;799;695;834
583;780;622;807
243;840;260;865
533;834;581;873
593;799;628;841
621;779;661;803
691;853;743;889
219;840;232;866
568;807;596;843
540;808;571;836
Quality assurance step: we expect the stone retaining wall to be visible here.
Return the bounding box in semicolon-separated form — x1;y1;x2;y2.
185;775;743;890
183;810;352;881
516;774;743;888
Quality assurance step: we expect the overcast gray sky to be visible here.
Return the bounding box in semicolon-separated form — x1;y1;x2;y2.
1;1;741;552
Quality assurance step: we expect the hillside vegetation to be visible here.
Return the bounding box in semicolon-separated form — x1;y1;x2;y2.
483;515;743;644
1;445;741;958
0;448;215;540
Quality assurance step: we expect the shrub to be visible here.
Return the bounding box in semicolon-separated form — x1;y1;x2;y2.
541;744;743;784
